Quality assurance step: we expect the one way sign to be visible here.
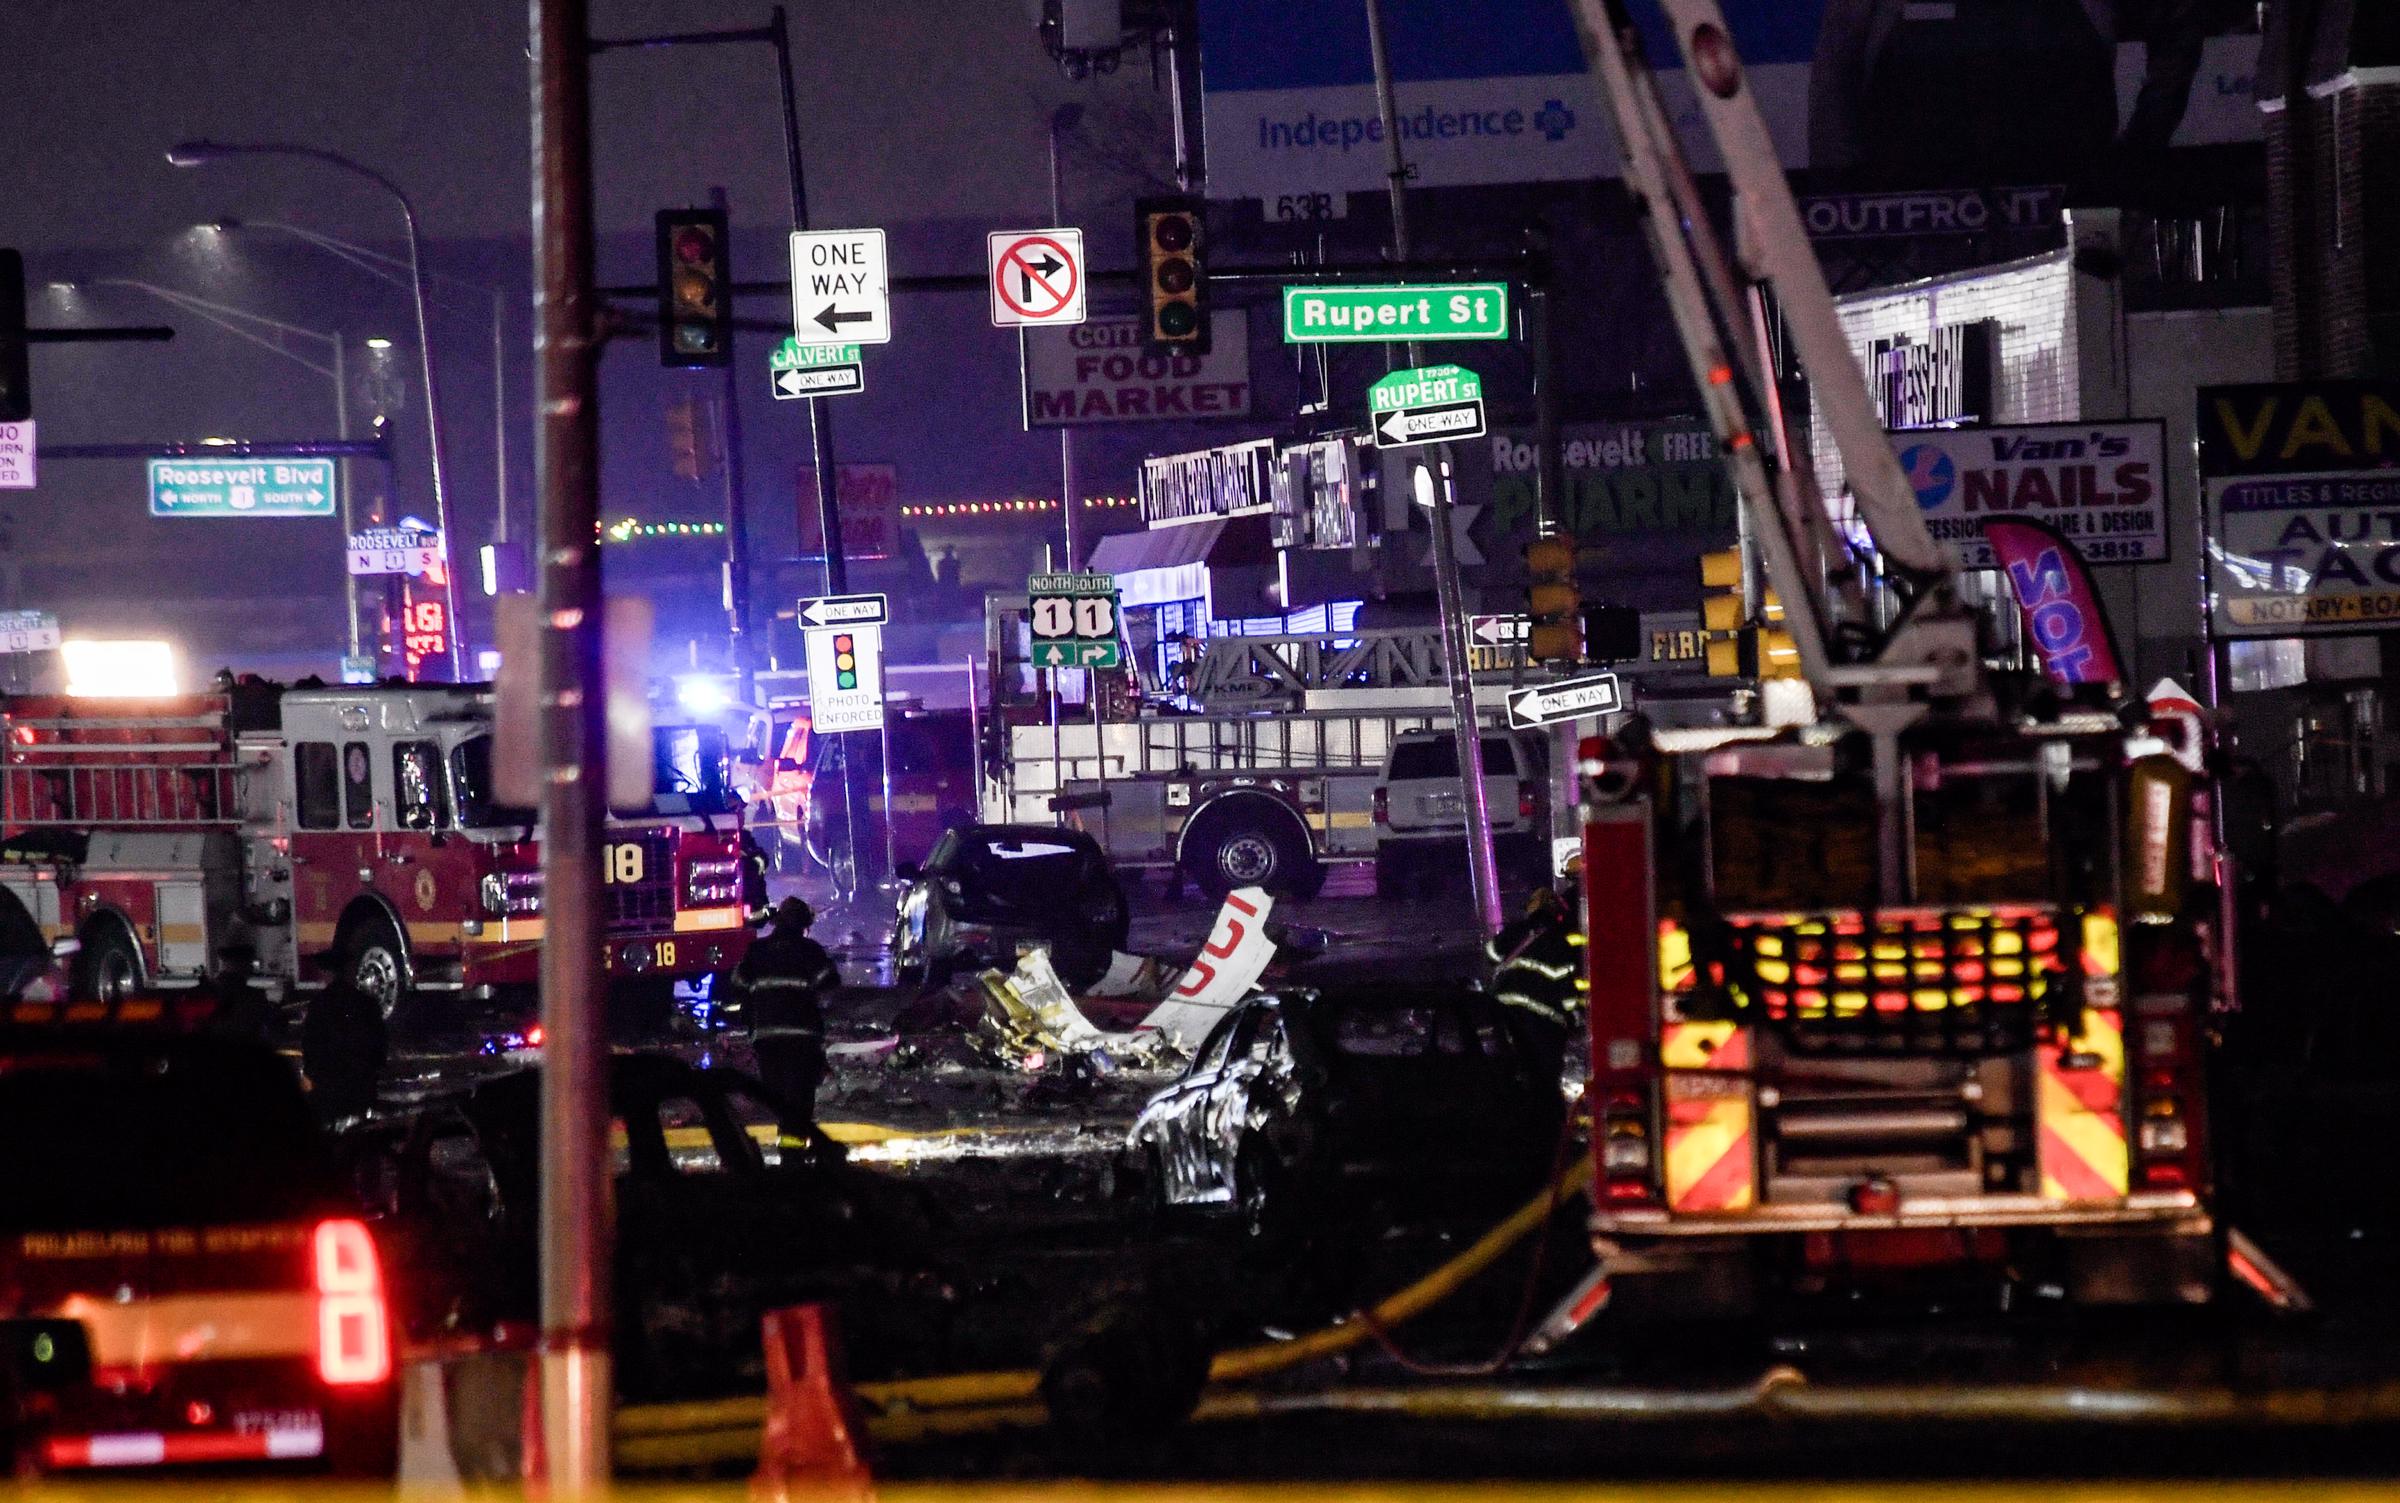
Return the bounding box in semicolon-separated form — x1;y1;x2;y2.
1505;671;1625;730
788;228;890;346
1370;363;1485;449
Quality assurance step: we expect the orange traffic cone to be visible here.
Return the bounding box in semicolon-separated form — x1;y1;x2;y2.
753;1304;875;1503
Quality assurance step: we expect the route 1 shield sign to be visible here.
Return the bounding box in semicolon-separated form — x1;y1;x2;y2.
1026;571;1120;668
988;229;1087;329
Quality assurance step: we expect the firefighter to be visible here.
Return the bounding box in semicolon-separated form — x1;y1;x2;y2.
300;977;388;1125
1487;874;1583;1076
203;942;276;1044
730;897;839;1116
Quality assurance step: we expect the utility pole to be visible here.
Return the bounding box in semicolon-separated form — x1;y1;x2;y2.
1049;104;1083;568
770;5;846;597
711;185;756;702
531;0;611;1485
1365;0;1503;939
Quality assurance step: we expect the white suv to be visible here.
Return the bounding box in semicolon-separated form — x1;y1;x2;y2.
1372;728;1547;897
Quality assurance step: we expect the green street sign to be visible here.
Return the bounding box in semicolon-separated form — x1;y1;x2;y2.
1368;364;1486;448
1028;572;1122;669
771;339;860;369
769;337;864;399
1282;283;1509;344
147;457;337;518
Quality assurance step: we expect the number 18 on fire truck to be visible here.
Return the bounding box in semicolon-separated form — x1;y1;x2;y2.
0;682;750;1022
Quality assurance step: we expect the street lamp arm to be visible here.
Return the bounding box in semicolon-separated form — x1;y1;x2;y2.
91;278;339;378
168;135;464;679
233;220;491;311
168;140;417;218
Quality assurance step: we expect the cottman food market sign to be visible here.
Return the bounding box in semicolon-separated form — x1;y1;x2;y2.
148;457;337;518
1022;311;1250;428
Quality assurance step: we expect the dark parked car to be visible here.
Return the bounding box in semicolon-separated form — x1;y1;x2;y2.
1128;984;1565;1237
349;1052;941;1399
891;823;1130;989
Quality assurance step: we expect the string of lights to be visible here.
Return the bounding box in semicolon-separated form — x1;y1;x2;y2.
899;495;1139;520
594;495;1140;539
598;519;728;541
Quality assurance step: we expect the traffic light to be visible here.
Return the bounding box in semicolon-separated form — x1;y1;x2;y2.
0;249;28;423
1699;548;1745;678
1525;533;1581;663
1581;603;1641;662
655;209;731;368
832;634;859;691
1136;196;1209;351
1697;548;1802;680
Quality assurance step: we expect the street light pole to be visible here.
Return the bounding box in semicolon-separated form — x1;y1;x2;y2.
167;141;464;680
213;221;512;557
1363;0;1503;940
91;277;364;659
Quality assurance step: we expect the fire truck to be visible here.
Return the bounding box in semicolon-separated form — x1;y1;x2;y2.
1565;0;2232;1308
0;681;749;1019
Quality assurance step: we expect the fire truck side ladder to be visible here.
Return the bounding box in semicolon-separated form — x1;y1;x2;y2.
1566;0;1987;714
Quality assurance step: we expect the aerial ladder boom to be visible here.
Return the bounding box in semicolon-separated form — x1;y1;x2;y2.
1567;0;1988;712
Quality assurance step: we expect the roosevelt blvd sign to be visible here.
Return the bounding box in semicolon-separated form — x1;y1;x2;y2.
148;457;337;517
1370;364;1485;449
1505;671;1625;730
1283;283;1509;343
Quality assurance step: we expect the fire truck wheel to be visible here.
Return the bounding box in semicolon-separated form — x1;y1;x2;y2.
1181;802;1314;899
340;914;410;1021
70;919;142;1004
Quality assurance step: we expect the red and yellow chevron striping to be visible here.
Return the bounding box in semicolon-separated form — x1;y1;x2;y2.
2037;1006;2129;1202
1662;1021;1755;1214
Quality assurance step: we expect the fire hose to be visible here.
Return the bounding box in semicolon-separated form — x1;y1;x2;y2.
614;1153;1598;1458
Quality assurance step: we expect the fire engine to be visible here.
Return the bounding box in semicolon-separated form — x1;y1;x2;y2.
1565;0;2233;1308
0;681;749;1019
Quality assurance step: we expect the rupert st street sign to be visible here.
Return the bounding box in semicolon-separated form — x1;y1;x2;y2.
1283;283;1509;344
1369;364;1486;448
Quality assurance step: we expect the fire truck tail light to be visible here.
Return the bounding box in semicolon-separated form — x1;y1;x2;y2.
313;1219;390;1387
2138;1097;2188;1157
683;856;743;907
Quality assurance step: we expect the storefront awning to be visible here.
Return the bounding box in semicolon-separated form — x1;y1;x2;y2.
1088;516;1271;609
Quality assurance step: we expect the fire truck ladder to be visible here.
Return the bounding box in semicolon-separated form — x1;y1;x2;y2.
1567;0;1988;715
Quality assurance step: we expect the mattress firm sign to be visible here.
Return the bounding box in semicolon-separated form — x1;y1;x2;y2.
1022;311;1251;428
1889;421;2169;568
2200;381;2400;636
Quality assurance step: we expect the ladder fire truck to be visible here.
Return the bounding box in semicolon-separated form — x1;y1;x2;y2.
1567;0;2233;1307
0;681;750;1019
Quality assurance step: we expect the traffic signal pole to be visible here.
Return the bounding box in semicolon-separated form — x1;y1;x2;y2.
1365;0;1503;940
532;0;613;1484
711;185;757;703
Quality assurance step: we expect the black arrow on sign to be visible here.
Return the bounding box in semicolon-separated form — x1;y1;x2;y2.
1018;253;1065;302
814;304;872;334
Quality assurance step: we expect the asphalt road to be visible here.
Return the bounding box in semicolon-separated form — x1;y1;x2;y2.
373;859;2400;1484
